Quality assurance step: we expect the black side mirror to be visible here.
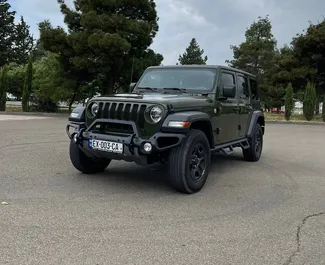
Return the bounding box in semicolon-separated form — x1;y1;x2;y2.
222;84;236;98
129;82;136;93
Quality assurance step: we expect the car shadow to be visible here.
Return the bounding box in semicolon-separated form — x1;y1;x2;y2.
75;151;246;194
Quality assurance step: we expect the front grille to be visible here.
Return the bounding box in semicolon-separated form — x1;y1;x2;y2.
97;102;148;128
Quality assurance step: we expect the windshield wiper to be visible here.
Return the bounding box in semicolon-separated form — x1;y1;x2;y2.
137;87;158;91
162;87;187;93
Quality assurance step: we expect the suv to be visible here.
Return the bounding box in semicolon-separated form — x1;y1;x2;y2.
66;65;265;194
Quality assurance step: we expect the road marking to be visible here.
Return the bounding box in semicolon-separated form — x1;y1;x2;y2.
0;115;51;121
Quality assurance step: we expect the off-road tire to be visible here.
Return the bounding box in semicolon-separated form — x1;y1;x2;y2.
69;139;111;174
243;122;263;162
168;129;211;194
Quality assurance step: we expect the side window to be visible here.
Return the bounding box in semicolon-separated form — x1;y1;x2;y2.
221;72;236;98
249;79;259;100
237;75;249;100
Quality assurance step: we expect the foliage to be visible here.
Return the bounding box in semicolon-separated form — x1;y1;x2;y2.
284;83;294;120
12;16;35;65
292;18;325;101
178;38;208;65
22;56;33;112
322;95;325;122
226;16;277;82
0;65;9;111
6;62;26;99
225;16;280;108
0;0;16;67
39;0;162;100
31;53;72;112
303;81;317;121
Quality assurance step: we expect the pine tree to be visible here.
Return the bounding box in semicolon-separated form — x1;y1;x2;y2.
0;0;16;67
303;81;317;121
178;38;208;65
0;65;8;111
12;16;35;65
22;56;33;112
284;83;294;121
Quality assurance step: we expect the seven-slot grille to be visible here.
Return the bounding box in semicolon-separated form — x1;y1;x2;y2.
96;101;148;128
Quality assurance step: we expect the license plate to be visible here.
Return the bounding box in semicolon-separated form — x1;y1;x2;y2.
89;139;123;154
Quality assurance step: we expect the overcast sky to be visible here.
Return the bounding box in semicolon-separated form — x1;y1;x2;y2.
9;0;325;65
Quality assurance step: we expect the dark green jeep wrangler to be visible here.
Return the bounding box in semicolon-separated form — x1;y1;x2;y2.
66;65;265;194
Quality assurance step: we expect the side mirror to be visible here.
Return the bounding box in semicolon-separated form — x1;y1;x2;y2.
222;84;236;98
129;82;136;92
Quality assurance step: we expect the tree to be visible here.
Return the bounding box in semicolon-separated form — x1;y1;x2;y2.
322;95;325;122
31;53;74;112
226;16;279;108
178;38;208;65
39;0;162;100
6;62;25;99
284;83;294;120
226;16;277;81
0;65;8;111
303;81;317;121
22;56;33;112
12;16;35;65
292;18;325;113
0;0;16;67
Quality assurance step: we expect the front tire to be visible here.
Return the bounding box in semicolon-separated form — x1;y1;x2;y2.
168;129;211;194
69;139;111;174
243;123;263;161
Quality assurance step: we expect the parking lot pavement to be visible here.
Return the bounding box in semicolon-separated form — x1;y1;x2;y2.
0;116;325;265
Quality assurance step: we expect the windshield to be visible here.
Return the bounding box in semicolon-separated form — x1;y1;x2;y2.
136;68;217;92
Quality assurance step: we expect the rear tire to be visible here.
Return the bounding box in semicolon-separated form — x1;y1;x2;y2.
243;123;263;162
168;129;211;194
69;139;111;174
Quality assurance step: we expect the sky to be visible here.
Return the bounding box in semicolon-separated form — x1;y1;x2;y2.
9;0;325;65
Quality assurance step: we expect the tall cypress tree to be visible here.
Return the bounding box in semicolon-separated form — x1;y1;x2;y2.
322;94;325;122
0;65;8;111
303;81;317;121
284;83;294;121
22;56;33;112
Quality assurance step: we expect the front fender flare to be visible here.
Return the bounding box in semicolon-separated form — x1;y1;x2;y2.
246;110;265;137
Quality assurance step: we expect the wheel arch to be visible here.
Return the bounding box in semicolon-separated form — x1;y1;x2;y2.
161;111;215;147
246;110;265;137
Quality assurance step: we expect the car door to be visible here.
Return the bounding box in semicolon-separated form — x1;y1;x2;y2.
215;70;240;144
236;73;252;137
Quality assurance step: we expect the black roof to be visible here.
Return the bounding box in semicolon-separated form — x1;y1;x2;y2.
147;64;256;78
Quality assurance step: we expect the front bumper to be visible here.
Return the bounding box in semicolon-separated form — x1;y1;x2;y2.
66;119;185;165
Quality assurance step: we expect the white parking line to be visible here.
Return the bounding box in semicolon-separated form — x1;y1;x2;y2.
0;115;50;121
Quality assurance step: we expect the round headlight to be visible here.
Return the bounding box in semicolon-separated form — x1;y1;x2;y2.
90;102;99;116
150;106;163;123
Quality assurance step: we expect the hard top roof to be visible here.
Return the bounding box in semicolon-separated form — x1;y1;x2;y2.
146;64;256;78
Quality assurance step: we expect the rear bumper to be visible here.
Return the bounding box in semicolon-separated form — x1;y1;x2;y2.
66;119;185;165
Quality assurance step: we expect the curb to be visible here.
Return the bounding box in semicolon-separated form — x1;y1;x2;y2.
266;120;325;126
0;111;70;117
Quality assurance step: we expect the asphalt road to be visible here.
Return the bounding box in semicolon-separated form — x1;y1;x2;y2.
0;115;324;265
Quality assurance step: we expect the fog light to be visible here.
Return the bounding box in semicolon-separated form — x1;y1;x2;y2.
73;133;78;143
143;142;152;153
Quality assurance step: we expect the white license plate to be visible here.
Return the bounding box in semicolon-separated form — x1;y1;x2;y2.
89;139;123;154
